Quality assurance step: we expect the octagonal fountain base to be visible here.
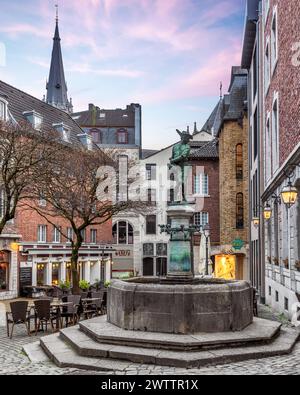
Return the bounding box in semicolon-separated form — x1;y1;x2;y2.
107;278;254;334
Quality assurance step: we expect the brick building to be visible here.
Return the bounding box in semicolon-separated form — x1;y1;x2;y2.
0;80;114;299
242;0;300;316
214;67;249;281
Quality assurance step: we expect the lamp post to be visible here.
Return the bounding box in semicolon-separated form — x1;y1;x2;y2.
203;224;210;276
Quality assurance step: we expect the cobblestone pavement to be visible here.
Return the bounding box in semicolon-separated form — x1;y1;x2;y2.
0;302;299;375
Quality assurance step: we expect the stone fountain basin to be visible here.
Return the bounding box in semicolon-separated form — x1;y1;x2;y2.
107;278;253;334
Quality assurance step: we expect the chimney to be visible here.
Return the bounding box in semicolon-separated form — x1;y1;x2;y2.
89;103;95;112
194;122;197;134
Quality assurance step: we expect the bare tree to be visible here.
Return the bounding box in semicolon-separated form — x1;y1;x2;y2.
0;120;60;235
27;145;145;294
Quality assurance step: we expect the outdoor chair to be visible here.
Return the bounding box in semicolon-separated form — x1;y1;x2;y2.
60;295;81;327
90;291;105;316
253;287;258;317
34;299;58;335
81;298;98;320
6;301;33;339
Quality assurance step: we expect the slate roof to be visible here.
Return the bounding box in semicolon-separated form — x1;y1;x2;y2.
189;139;219;160
0;80;85;147
141;149;160;159
72;104;138;128
223;67;248;121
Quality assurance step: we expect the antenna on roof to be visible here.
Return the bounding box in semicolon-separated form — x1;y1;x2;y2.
219;81;223;99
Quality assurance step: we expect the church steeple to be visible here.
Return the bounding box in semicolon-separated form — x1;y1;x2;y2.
46;5;73;113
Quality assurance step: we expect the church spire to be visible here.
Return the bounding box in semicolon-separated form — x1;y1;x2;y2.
46;5;73;114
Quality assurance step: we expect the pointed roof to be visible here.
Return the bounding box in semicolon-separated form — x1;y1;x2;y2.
46;14;72;113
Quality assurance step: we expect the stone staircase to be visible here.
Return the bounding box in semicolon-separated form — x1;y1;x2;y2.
24;316;300;372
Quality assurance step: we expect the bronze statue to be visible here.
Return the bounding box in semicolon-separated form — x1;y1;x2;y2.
169;129;193;202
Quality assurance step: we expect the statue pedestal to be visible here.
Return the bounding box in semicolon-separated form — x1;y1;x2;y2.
166;203;195;281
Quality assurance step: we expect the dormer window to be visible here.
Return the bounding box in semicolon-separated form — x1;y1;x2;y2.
117;129;128;144
0;99;8;121
77;133;93;151
90;128;101;143
23;111;43;130
52;123;71;143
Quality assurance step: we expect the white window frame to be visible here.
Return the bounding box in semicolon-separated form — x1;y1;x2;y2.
0;99;8;121
271;5;278;75
53;226;61;243
194;212;209;228
271;92;280;173
90;229;97;244
67;227;73;243
264;0;270;24
0;188;5;219
264;37;270;93
194;174;209;196
38;225;47;243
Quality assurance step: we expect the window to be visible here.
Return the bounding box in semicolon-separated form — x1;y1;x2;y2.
236;193;244;229
53;226;61;243
272;95;279;172
236;144;243;180
37;263;46;286
264;39;270;91
117;129;128;144
265;114;271;182
269;286;272;296
146;164;156;181
38;193;46;207
0;262;8;291
284;297;289;311
52;263;59;286
253;46;257;98
80;229;86;242
275;291;279;302
271;7;278;72
0;189;5;219
147;189;156;205
113;221;134;245
90;128;101;143
0;99;7;121
90;229;97;244
143;243;154;256
253;109;258;160
67;227;73;242
194;174;209;195
194;212;209;228
157;243;168;257
168;188;175;204
264;0;270;23
146;215;157;235
38;225;47;243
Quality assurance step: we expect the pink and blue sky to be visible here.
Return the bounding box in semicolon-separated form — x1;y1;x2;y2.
0;0;245;149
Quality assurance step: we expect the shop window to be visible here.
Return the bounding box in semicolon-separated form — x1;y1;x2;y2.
52;263;59;286
143;257;154;276
236;193;244;229
146;215;157;235
37;263;46;286
66;263;72;283
236;144;243;180
0;262;8;291
113;221;134;244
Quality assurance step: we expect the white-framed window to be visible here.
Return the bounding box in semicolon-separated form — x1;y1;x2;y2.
67;227;73;242
90;229;97;244
194;212;209;228
263;0;270;24
194;174;209;195
271;6;278;73
53;226;61;243
265;113;272;183
37;225;47;243
113;221;134;244
0;99;8;121
23;111;43;130
38;193;46;207
272;93;279;172
264;37;270;92
0;188;5;218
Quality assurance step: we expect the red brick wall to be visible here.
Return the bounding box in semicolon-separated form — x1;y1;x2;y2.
15;203;112;244
265;0;300;165
191;159;220;244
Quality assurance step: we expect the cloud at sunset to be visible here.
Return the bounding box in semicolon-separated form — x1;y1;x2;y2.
0;0;245;148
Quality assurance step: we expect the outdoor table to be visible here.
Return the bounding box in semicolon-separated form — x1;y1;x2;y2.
28;301;73;332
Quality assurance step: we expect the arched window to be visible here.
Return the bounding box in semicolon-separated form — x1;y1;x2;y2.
90;128;101;143
112;221;133;245
236;144;243;180
117;129;128;144
236;193;244;229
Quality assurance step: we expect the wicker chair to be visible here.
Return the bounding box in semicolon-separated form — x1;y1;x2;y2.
6;301;32;339
90;291;105;316
60;295;81;327
34;299;58;335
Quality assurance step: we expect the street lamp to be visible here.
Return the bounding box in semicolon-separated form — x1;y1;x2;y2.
263;204;272;220
281;180;298;208
252;217;260;228
203;224;210;276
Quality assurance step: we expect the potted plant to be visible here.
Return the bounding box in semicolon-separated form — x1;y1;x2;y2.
283;258;289;269
79;280;90;292
58;280;71;294
104;280;111;288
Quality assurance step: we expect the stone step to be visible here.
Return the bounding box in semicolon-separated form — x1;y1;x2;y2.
59;325;300;369
79;316;282;351
40;334;134;372
23;341;51;363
